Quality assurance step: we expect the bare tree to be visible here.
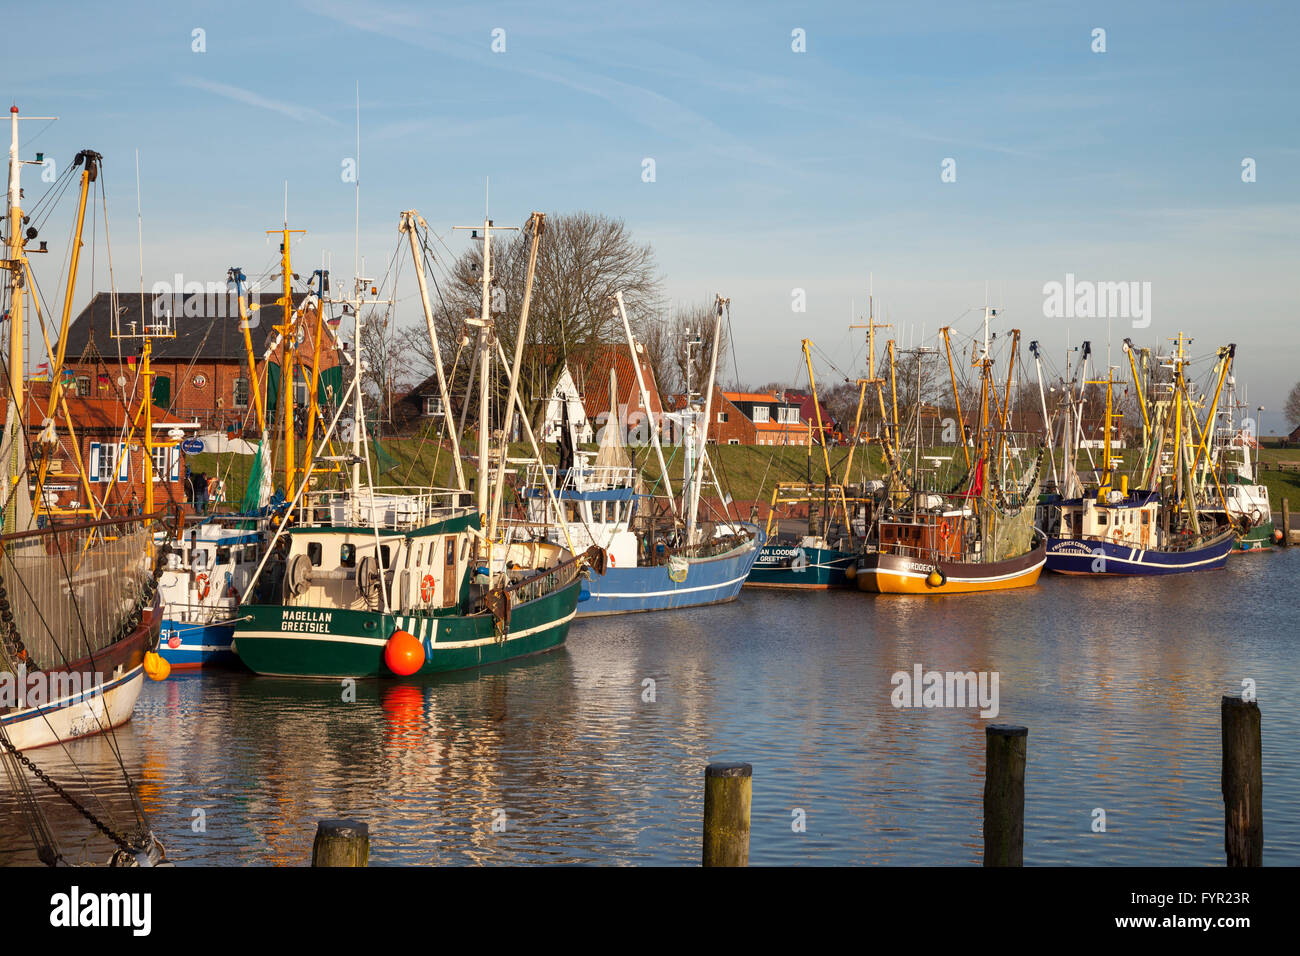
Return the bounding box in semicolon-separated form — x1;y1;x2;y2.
1286;381;1300;428
358;306;417;426
408;212;662;430
647;301;730;400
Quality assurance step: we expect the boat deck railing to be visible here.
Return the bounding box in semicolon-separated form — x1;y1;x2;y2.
876;541;977;563
526;460;638;495
301;488;472;531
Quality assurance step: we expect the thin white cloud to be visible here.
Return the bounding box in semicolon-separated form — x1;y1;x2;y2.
178;76;340;126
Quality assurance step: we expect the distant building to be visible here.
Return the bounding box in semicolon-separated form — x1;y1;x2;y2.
59;291;342;436
721;391;809;446
25;381;195;517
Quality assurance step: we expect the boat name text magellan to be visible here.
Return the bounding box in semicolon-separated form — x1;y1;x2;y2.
279;611;334;633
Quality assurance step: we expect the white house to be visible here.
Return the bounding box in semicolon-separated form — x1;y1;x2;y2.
539;364;593;445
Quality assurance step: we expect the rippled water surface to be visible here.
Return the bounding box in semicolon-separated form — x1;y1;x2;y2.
4;550;1298;866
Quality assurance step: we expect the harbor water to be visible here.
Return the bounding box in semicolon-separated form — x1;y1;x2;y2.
3;549;1298;866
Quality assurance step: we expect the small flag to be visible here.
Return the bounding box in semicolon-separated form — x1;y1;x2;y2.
97;374;108;385
326;315;341;328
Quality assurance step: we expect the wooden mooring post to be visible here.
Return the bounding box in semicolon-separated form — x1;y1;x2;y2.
311;819;369;867
1221;696;1263;866
1281;498;1291;547
983;724;1027;867
702;762;751;867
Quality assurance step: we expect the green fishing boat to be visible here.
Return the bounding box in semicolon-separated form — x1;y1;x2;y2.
234;505;600;678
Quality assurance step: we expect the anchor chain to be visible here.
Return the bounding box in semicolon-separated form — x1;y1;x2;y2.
0;734;137;854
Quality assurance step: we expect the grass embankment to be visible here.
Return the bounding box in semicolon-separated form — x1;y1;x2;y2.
190;436;1300;515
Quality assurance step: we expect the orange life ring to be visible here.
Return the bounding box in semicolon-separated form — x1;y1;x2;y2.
195;572;210;601
938;521;951;542
420;573;436;603
608;552;615;567
1111;528;1123;544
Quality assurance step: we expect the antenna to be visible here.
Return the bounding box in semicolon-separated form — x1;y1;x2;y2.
354;81;360;280
135;149;145;325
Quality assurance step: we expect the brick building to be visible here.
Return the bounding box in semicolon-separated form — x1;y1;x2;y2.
59;291;342;436
25;381;194;517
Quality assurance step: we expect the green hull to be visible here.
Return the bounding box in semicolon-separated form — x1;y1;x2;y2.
233;580;580;678
1234;520;1275;552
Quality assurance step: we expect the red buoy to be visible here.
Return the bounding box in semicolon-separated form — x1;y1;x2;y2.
384;629;425;676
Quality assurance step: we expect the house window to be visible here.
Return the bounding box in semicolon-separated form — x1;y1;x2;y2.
728;438;740;445
717;412;728;423
76;376;91;396
233;377;249;408
424;396;443;416
152;445;169;481
778;406;800;424
752;406;769;423
99;442;117;481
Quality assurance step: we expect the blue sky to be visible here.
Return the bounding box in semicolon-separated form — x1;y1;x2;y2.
10;0;1299;429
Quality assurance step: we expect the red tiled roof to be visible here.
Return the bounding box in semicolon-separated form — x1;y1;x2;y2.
25;381;185;432
578;344;663;421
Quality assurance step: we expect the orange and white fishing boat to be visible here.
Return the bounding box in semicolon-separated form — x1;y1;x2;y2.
851;307;1045;595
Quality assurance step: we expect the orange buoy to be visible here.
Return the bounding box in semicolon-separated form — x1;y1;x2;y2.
144;650;171;681
1274;529;1284;542
384;629;425;676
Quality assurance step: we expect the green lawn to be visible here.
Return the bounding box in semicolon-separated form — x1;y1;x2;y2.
190;435;1300;515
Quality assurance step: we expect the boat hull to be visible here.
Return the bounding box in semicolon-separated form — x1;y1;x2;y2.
1045;531;1235;574
1233;520;1275;553
746;543;856;589
0;602;156;751
158;619;238;669
232;578;580;679
855;540;1046;594
575;532;762;615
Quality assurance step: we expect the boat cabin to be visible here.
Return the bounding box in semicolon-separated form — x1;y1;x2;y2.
160;519;265;622
1053;490;1160;549
276;512;478;615
877;506;972;562
523;455;642;568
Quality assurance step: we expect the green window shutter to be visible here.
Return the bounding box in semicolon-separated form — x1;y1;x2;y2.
152;374;171;409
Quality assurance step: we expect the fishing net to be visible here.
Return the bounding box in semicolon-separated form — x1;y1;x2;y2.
0;525;157;673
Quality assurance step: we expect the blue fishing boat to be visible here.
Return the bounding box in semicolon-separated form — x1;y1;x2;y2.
1038;333;1238;578
157;516;267;668
521;453;762;616
518;290;762;615
1043;490;1235;575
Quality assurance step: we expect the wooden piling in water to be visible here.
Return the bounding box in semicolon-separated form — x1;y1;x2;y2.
1281;498;1291;547
311;819;370;867
702;762;751;867
1221;696;1263;867
983;724;1027;867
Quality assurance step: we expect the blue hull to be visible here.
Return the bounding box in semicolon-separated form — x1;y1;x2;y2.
158;620;239;669
1045;532;1234;575
577;533;763;616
